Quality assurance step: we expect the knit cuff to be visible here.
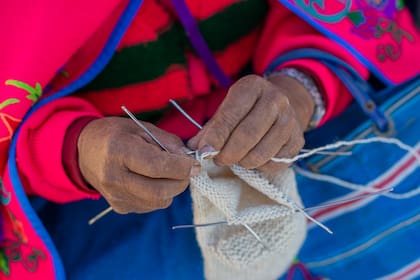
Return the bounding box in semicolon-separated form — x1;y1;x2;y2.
63;116;99;194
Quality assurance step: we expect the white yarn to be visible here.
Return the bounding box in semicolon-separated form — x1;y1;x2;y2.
190;161;306;280
271;137;420;164
189;136;418;279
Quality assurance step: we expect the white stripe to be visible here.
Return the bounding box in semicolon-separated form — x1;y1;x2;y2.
307;214;420;268
307;196;377;230
376;258;420;280
301;144;420;228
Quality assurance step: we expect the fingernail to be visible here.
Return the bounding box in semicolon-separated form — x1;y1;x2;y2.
190;164;201;176
199;144;218;159
181;147;194;155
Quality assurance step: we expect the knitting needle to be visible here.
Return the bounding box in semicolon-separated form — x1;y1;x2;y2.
169;99;203;130
170;99;326;234
171;186;395;229
169;99;270;245
121;106;169;152
88;106;170;225
88;207;113;225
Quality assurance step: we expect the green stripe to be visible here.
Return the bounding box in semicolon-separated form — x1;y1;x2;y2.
81;24;187;91
198;0;268;51
81;0;268;92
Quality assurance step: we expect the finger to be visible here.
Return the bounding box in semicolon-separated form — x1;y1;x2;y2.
123;137;198;180
141;123;192;155
188;129;206;151
121;171;190;202
214;95;279;166
258;128;305;174
238;115;294;169
197;75;264;152
108;196;173;214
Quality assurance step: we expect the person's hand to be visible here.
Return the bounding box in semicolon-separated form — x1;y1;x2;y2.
188;74;314;174
78;117;200;214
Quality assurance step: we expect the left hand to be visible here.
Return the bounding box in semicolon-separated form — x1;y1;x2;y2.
188;74;315;174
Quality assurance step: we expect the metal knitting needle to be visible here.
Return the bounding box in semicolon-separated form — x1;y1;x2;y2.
169;99;203;129
169;99;270;246
88;207;113;225
171;186;394;229
89;106;170;225
122;106;169;152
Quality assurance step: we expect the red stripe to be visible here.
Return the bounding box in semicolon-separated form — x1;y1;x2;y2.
374;157;416;189
311;151;419;220
389;262;420;280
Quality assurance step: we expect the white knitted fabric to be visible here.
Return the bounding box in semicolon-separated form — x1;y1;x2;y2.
190;160;307;280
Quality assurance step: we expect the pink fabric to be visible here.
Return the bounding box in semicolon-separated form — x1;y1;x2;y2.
0;0;122;172
280;0;420;84
254;0;369;121
16;97;102;203
1;1;418;279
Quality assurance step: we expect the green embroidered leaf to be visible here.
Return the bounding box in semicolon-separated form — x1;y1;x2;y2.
0;249;10;276
347;11;364;26
0;98;20;110
60;69;69;78
397;0;404;10
5;80;42;103
26;83;43;102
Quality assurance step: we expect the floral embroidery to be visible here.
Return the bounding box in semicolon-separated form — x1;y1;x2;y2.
0;180;11;205
348;0;415;62
5;80;43;103
0;99;20;110
0;208;47;276
0;113;21;144
293;0;352;23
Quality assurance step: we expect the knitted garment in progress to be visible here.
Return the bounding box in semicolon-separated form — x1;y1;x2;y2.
190;160;306;280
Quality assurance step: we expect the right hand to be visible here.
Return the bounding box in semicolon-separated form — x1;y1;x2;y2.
78;117;200;214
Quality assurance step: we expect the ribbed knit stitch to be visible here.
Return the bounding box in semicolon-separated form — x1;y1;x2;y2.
190;160;306;280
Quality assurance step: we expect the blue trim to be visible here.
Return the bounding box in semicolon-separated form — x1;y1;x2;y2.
266;48;390;131
7;0;143;279
277;0;399;86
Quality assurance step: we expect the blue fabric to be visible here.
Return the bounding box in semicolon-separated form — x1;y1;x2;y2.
292;82;420;279
37;190;204;280
266;48;389;131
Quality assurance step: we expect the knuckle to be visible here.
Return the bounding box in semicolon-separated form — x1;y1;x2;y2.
276;94;291;111
156;199;173;209
214;153;233;166
109;201;129;214
240;152;267;169
143;199;173;211
230;75;259;93
98;169;119;189
103;131;121;155
294;136;305;151
259;162;288;174
153;186;171;201
218;110;239;132
203;123;230;149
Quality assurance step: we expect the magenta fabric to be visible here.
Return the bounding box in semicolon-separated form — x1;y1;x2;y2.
16;97;102;203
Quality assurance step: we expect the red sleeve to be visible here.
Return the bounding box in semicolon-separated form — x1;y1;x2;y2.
254;0;370;124
16;97;102;203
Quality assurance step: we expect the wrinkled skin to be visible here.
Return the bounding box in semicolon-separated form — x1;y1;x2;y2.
78;74;314;214
188;74;314;174
78;117;200;214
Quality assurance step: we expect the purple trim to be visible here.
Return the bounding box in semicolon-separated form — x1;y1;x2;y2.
170;0;232;88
